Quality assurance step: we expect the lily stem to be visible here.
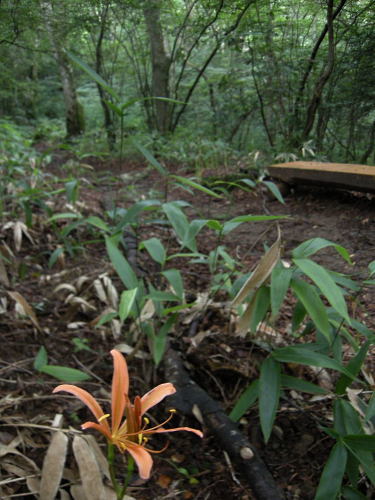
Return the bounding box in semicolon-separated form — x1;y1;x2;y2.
107;443;123;499
119;455;135;499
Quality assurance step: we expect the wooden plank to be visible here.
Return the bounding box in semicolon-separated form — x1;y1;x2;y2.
267;161;375;194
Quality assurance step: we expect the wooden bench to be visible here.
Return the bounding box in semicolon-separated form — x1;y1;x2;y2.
267;161;375;194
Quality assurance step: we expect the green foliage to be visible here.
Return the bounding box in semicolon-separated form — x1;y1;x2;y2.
34;346;90;382
229;236;373;495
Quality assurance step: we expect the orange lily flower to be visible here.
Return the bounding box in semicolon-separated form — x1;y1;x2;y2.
53;349;203;479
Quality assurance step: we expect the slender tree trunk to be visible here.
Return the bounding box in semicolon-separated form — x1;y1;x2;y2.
293;0;347;126
95;2;116;150
143;0;171;134
302;0;335;141
42;1;84;138
360;119;375;164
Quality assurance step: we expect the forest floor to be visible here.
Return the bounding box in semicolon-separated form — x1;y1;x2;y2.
0;150;374;499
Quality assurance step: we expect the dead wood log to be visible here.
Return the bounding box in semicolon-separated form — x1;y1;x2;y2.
164;348;284;500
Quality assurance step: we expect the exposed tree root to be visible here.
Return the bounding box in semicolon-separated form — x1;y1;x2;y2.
164;348;284;500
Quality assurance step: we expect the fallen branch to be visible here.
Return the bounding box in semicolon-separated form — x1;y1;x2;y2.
164;349;284;500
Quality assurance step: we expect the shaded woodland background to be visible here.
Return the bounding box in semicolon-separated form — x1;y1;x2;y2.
1;0;374;165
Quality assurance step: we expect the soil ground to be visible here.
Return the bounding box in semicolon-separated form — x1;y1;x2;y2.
0;153;374;499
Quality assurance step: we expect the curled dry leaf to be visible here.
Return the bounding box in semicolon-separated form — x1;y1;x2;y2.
232;226;281;307
72;435;105;500
7;291;41;331
94;278;108;303
54;283;78;295
39;431;68;500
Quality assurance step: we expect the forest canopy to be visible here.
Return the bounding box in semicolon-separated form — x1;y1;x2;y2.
0;0;375;163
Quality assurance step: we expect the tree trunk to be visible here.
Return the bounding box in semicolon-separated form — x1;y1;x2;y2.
143;0;171;134
360;119;375;164
42;1;84;138
95;2;116;150
302;0;335;141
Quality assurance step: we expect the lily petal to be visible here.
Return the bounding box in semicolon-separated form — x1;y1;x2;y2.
110;350;128;433
140;383;176;415
53;385;110;434
126;442;153;480
150;426;203;438
81;421;112;440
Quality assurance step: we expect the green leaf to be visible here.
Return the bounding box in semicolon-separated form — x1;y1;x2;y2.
365;393;375;422
85;216;111;233
132;140;168;176
343;444;375;486
119;288;138;322
48;247;64;269
183;219;208;252
171;175;222;198
67;52;120;101
342;486;367;500
291;300;306;332
250;286;270;332
294;258;350;323
49;212;81;222
343;435;375;452
148;290;180;302
293;238;352;264
270;262;293;317
206;219;223;232
142;237;166;266
227;214;288;224
34;346;48;370
335;341;370;394
65;179;79;204
290;278;331;340
40;365;90;382
334;399;363;436
105;235;139;289
114;200;161;229
368;260;375;277
259;358;281;443
229;380;259;422
262;180;285;204
95;312;118;326
162;269;184;300
272;346;355;379
162;202;190;244
281;374;329;394
314;441;347;500
104;99;122;116
152;315;177;366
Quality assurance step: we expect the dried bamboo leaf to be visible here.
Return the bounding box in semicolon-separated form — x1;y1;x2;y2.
69;296;96;311
39;431;68;500
72;435;105;500
14;221;23;252
235;292;257;337
83;435;110;480
103;277;118;309
7;291;41;331
0;256;9;286
59;488;71;500
70;484;87;500
76;276;90;290
94;279;108;303
26;476;40;495
232;226;281;307
54;283;77;294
